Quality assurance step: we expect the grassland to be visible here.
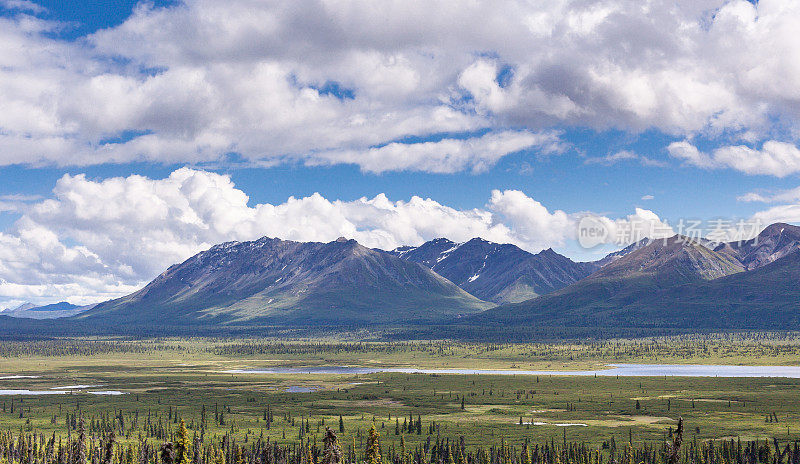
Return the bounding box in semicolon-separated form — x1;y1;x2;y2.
0;334;799;453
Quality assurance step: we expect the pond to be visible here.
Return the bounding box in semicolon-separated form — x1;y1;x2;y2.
285;386;319;393
0;389;126;396
226;363;800;378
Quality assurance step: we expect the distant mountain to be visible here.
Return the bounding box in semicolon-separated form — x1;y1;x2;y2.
390;238;599;303
12;223;800;335
725;222;800;270
592;238;654;268
4;301;93;319
621;249;800;329
77;236;492;327
590;235;744;283
7;302;36;313
475;235;749;328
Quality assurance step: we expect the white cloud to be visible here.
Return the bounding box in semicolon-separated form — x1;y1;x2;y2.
750;205;800;231
1;1;800;170
738;186;800;203
641;195;654;201
667;141;717;169
585;150;666;167
739;184;800;232
0;168;671;307
713;142;800;177
669;140;800;177
0;0;45;14
577;208;675;247
309;130;565;173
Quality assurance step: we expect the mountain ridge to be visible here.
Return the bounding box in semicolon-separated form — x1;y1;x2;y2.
78;236;492;327
474;224;800;329
390;238;599;303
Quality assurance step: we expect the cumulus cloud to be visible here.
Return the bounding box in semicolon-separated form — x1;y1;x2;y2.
577;208;675;248
669;140;800;176
0;168;672;308
1;0;800;170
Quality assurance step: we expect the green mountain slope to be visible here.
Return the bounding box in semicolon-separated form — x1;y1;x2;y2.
474;235;752;328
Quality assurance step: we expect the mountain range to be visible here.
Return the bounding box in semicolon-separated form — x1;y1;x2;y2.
5;222;800;334
3;301;93;319
390;238;598;303
77;236;490;327
477;223;800;329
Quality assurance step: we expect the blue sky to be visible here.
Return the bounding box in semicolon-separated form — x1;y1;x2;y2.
1;0;800;307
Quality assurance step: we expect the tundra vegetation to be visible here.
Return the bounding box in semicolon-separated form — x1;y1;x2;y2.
0;335;799;464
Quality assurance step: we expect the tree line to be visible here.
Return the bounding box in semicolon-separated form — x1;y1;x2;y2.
1;414;799;464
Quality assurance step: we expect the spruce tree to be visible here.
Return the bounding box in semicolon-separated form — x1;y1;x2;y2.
72;416;87;464
400;436;408;464
160;443;175;464
175;420;191;464
304;443;313;464
322;428;343;464
215;445;226;464
365;423;382;464
102;431;116;464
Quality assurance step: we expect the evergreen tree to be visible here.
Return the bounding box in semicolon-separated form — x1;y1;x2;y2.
522;445;531;464
212;445;225;464
365;423;382;464
175;420;191;464
399;436;408;464
304;442;314;464
160;443;175;464
102;431;116;464
72;416;87;464
322;428;343;464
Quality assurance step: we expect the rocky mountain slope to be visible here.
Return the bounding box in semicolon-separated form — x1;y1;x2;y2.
391;238;598;303
78;236;492;327
475;225;800;329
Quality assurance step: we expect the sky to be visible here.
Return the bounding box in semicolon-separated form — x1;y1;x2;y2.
1;0;800;308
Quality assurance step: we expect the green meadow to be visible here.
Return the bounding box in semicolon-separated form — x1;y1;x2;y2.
0;335;799;451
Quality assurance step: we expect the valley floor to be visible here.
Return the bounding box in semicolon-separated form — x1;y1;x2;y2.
0;335;799;450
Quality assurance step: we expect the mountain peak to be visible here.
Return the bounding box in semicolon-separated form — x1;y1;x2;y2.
732;222;800;270
8;302;36;312
466;237;490;244
79;236;490;326
392;237;595;304
592;234;743;282
537;247;557;256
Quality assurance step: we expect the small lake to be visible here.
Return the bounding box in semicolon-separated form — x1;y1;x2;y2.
285;386;319;393
0;388;125;396
227;363;800;378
